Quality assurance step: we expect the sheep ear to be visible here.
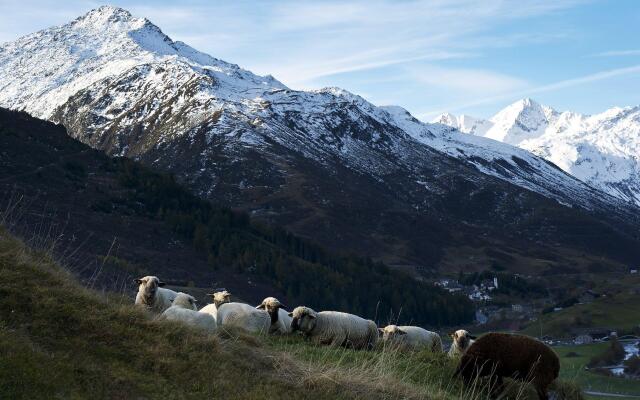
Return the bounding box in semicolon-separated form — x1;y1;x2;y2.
468;335;477;340
449;332;456;339
397;329;408;335
288;312;294;317
307;314;316;319
134;279;143;285
256;304;265;309
378;328;384;335
157;281;166;287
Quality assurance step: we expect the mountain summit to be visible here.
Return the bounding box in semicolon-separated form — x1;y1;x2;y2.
436;100;640;205
0;5;285;119
1;7;639;269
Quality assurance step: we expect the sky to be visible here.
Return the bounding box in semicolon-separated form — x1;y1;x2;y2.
1;0;639;120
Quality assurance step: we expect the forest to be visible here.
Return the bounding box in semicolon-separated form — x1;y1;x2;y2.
115;159;474;326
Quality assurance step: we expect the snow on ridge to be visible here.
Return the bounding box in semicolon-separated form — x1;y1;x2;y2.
0;5;286;118
0;6;632;212
438;99;640;205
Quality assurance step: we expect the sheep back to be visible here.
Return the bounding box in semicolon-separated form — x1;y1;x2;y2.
160;307;217;332
312;311;377;350
217;302;270;334
198;303;219;324
456;333;559;400
397;326;442;352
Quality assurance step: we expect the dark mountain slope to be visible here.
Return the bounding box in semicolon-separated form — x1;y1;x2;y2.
0;7;638;276
0;108;472;326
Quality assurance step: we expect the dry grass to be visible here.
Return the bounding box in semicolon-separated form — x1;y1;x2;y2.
0;226;584;399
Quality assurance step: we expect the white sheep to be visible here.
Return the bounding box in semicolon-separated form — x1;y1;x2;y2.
378;325;443;352
134;275;178;313
198;290;231;324
256;297;292;335
448;329;476;358
159;293;217;332
217;301;270;334
289;306;377;350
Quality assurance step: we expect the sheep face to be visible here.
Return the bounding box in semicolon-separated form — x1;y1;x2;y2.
289;306;317;333
210;290;231;307
378;325;408;343
451;329;475;350
135;276;166;304
172;293;198;310
256;297;283;315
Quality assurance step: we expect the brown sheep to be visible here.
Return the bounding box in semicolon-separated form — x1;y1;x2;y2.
454;333;560;400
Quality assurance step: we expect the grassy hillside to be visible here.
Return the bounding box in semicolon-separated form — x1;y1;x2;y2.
521;290;640;338
555;343;640;399
0;227;584;399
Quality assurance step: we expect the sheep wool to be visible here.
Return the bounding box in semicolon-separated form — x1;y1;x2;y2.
289;306;377;350
217;302;270;334
160;293;217;333
198;290;231;324
379;325;443;352
134;275;178;313
455;332;560;400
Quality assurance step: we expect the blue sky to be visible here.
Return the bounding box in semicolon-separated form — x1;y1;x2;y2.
1;0;639;119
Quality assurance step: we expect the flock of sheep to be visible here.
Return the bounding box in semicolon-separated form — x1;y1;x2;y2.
135;275;560;400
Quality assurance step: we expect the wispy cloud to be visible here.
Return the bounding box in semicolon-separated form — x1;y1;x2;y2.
417;64;640;119
407;65;528;95
591;49;640;57
231;0;585;87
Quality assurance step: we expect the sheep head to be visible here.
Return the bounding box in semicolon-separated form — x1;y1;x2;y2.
378;325;408;342
134;276;166;305
289;306;317;333
256;297;283;314
208;290;231;307
450;329;476;350
171;293;198;310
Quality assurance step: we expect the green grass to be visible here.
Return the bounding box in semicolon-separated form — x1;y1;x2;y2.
555;343;640;398
0;227;585;399
521;291;640;339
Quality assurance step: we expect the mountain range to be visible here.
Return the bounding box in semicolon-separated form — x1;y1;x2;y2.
434;98;640;206
1;6;639;275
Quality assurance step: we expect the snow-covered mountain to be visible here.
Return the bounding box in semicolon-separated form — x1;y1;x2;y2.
434;99;640;206
1;6;638;267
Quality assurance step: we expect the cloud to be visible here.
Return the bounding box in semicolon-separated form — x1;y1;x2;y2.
407;66;529;95
417;64;640;119
233;0;583;87
591;49;640;57
272;50;476;88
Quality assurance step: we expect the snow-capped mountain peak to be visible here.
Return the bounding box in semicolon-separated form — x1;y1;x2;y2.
431;113;492;136
0;6;286;119
483;98;557;145
437;99;640;205
0;6;637;219
73;5;137;27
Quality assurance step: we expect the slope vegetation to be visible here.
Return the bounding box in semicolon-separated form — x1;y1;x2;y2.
1;6;639;272
0;108;471;326
0;227;583;400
